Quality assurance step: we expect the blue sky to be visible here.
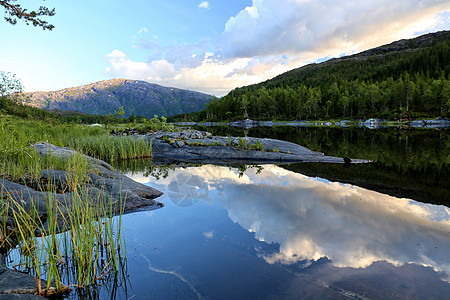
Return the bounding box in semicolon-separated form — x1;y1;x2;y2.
0;0;449;96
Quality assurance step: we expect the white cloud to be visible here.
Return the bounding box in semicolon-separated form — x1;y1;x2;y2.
203;231;214;239
217;0;449;58
198;1;210;10
105;49;280;95
137;27;148;35
105;0;449;95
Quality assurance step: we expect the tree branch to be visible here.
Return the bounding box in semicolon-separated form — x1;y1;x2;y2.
0;0;55;30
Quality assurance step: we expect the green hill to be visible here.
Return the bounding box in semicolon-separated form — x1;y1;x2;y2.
202;30;449;121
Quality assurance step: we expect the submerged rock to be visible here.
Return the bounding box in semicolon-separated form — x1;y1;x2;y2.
0;253;49;298
146;130;371;164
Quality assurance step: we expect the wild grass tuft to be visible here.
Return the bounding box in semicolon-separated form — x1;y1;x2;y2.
2;184;127;296
64;135;152;162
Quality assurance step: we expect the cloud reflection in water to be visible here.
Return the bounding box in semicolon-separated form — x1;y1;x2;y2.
127;164;450;279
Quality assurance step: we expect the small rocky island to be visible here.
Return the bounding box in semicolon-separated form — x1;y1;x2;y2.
146;130;370;164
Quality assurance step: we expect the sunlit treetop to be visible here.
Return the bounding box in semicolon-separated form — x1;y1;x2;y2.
1;0;55;30
0;71;23;97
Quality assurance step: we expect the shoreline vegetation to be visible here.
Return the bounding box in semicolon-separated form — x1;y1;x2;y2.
0;108;166;297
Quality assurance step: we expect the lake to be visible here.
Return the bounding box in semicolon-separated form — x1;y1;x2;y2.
13;126;450;299
98;126;449;299
115;163;450;299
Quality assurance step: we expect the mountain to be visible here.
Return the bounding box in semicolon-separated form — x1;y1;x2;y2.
255;30;449;89
22;79;213;118
202;30;449;121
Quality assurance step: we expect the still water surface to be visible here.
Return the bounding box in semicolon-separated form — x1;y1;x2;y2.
116;164;450;299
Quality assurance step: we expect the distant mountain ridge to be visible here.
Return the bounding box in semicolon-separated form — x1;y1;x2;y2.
22;79;213;118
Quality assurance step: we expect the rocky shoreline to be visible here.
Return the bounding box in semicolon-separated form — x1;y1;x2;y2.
146;130;371;164
0;143;163;298
176;117;450;129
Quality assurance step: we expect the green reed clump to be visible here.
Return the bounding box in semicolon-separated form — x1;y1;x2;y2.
0;117;153;185
0;117;109;182
0;116;131;295
4;193;56;295
2;182;127;296
58;187;127;289
64;135;152;162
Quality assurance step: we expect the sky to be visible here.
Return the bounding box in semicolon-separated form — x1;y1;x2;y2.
0;0;449;96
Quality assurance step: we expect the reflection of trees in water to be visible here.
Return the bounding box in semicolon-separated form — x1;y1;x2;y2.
114;159;266;181
113;126;448;204
113;159;177;180
198;126;449;205
200;126;448;171
234;165;264;178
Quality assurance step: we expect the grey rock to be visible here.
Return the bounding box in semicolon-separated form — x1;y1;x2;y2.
33;142;114;171
260;121;274;126
1;143;163;235
0;267;52;295
152;130;212;141
0;295;46;300
364;118;382;129
228;119;259;129
409;118;450;128
0;143;164;297
147;130;371;164
172;141;185;148
176;122;197;126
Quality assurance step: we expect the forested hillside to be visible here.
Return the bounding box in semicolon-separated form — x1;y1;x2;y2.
202;31;449;121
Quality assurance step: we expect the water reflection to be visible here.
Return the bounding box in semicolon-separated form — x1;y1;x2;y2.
127;164;450;281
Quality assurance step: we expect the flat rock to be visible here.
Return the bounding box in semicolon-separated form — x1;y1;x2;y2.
146;130;370;164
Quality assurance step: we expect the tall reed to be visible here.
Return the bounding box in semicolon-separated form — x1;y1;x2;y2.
64;135;152;162
2;182;127;296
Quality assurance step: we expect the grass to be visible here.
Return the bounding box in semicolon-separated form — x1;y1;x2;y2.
2;184;127;296
0;117;152;182
65;135;152;162
0;115;154;296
